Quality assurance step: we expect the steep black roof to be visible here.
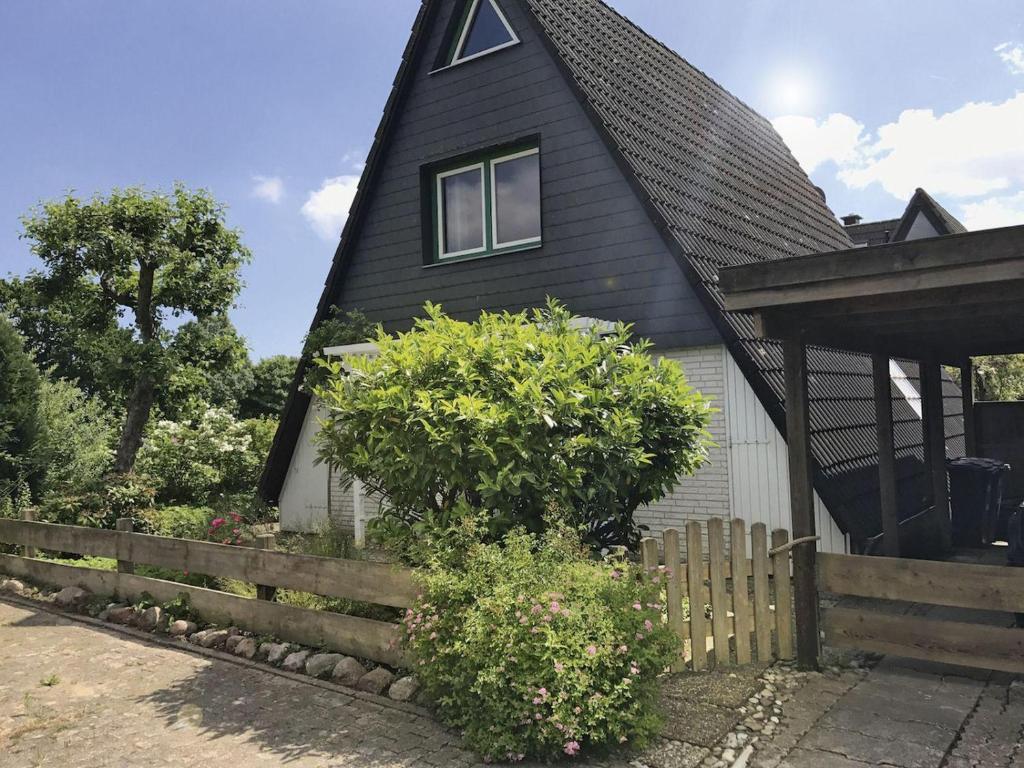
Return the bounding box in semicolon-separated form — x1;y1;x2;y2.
261;0;964;540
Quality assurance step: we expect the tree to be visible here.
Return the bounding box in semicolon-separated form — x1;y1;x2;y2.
0;316;41;495
313;300;713;551
301;306;377;389
238;354;298;419
161;314;254;419
17;185;250;472
970;356;1024;402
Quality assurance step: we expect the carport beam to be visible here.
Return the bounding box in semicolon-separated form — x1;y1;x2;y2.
961;359;976;456
921;359;953;551
783;335;820;670
872;353;900;557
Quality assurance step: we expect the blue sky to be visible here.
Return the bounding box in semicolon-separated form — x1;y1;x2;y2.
2;1;1022;360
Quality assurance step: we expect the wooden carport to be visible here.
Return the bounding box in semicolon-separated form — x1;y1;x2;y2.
720;224;1024;669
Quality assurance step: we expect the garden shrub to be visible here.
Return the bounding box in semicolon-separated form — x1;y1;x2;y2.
138;504;216;539
314;300;712;555
405;521;678;762
135;406;276;504
38;474;156;529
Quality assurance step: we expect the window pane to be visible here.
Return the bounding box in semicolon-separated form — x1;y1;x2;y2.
459;0;514;59
494;153;540;245
441;168;483;254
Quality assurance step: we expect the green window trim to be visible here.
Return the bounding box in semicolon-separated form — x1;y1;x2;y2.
431;145;541;264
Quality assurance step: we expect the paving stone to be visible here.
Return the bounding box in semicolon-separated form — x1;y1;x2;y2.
798;725;947;767
816;706;955;752
777;747;872;767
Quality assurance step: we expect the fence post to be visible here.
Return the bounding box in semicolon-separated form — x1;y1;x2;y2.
662;529;686;671
730;518;752;665
686;521;708;671
255;533;277;602
20;507;36;558
115;518;134;574
750;523;773;662
771;529;794;660
708;517;730;667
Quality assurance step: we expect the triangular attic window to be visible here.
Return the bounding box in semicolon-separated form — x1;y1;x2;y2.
449;0;519;65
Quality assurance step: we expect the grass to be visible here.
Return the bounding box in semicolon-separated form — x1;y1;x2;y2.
39;674;60;687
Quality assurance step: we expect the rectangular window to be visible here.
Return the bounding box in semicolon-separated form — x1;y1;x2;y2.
432;145;540;262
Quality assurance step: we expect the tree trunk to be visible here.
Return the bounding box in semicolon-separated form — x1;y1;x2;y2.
112;262;157;474
113;370;155;473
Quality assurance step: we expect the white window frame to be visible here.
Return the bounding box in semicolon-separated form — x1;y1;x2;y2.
435;162;487;260
450;0;520;67
489;146;542;250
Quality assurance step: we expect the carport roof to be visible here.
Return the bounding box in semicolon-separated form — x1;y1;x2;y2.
720;224;1024;364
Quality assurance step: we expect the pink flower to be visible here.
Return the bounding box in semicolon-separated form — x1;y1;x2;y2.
635;632;644;640
586;645;597;656
617;644;628;654
210;517;225;530
537;687;548;696
644;619;654;631
554;661;564;672
531;604;543;614
610;569;622;580
549;601;560;613
563;740;581;756
633;603;643;611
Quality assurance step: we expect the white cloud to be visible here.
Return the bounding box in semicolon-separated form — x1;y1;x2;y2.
836;93;1024;200
251;175;284;204
959;190;1024;230
772;113;865;173
775;93;1024;205
301;175;360;240
996;42;1024;75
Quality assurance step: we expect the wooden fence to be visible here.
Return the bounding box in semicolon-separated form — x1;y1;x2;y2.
640;517;795;670
0;517;417;666
819;552;1024;674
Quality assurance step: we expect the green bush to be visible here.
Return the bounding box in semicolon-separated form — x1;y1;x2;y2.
138;505;216;539
135;406;276;504
31;377;116;498
0;316;41;496
314;300;712;554
38;474;155;529
405;522;678;762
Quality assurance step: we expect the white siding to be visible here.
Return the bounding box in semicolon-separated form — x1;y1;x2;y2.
724;353;849;554
278;402;330;532
904;211;940;240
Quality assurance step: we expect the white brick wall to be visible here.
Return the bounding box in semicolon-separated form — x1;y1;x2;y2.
635;346;732;548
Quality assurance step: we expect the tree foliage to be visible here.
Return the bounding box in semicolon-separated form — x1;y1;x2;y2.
16;185;251;472
238;354;298;419
0;317;41;494
301;306;377;389
314;300;712;551
969;356;1024;402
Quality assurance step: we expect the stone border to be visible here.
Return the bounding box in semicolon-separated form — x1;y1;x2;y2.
0;588;433;720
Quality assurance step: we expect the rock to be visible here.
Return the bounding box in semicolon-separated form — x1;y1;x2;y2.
0;578;25;595
260;642;290;664
357;666;395;695
137;606;162;631
721;748;736;763
233;637;257;659
225;635;245;654
191;628;230;648
388;676;419;702
282;650;312;673
331;656;367;687
53;585;89;609
107;606;136;625
168;620;197;637
305;653;345;679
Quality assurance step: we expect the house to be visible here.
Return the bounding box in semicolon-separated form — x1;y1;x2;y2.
842;187;968;246
259;0;966;553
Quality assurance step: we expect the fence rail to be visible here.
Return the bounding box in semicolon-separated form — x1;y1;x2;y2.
641;517;795;670
0;517;416;666
818;552;1024;674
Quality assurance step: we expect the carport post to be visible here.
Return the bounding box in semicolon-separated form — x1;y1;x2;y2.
872;353;900;557
961;358;976;456
921;359;953;551
782;335;820;670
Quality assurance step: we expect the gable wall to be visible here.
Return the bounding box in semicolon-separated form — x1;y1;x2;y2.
330;0;718;349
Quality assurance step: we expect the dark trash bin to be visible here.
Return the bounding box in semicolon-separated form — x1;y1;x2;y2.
946;457;1010;547
1008;506;1024;628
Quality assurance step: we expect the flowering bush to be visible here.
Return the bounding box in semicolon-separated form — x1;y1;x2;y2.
405;523;678;762
135;406;276;504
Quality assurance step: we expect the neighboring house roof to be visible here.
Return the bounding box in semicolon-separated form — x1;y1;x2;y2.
845;218;900;246
892;187;967;241
261;0;965;542
845;188;967;247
